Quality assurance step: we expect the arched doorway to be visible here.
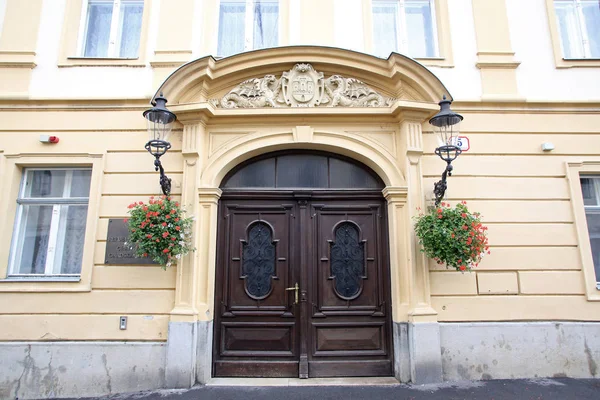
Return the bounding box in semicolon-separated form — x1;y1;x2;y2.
212;151;394;378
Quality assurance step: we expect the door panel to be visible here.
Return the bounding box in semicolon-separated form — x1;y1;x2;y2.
308;201;392;377
213;201;299;377
213;196;393;378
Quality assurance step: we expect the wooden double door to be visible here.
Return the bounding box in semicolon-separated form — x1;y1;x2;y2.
213;192;393;378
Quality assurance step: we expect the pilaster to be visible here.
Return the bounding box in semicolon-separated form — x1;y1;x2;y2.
170;123;204;322
471;0;522;101
151;0;196;86
0;0;42;97
393;118;443;384
398;120;438;322
196;187;222;321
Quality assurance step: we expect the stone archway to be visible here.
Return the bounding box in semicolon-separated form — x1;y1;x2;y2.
156;46;451;387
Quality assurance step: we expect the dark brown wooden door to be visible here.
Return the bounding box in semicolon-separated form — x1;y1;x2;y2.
307;199;392;377
213;193;393;378
213;200;300;377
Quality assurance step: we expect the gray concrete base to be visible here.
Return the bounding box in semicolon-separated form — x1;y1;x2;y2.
0;342;165;399
392;322;410;383
165;322;198;388
195;320;213;384
164;320;213;387
440;322;600;380
408;322;443;384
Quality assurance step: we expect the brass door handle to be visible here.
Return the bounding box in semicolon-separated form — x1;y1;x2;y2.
285;282;299;304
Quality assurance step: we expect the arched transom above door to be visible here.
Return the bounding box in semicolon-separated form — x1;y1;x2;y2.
221;151;385;190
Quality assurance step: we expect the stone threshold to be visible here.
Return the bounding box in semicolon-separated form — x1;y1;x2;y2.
206;377;401;387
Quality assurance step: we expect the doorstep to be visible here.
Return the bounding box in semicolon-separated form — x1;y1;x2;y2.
206;377;401;387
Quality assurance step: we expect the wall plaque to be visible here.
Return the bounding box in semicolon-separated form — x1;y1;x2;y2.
105;219;156;265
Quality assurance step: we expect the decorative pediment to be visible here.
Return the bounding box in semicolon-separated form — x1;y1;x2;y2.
211;63;395;109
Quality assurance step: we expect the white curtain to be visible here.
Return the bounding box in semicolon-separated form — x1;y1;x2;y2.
118;1;144;57
55;206;88;274
555;1;584;58
582;1;600;58
372;1;399;58
218;2;246;56
16;205;52;274
253;0;278;49
405;0;434;58
84;1;113;57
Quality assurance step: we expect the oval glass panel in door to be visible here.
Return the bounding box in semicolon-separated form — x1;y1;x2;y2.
242;221;277;299
330;222;366;300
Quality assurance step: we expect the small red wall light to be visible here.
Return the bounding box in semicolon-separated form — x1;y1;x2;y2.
40;135;60;144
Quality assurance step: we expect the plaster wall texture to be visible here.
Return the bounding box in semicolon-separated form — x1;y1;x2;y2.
0;0;7;41
0;342;166;399
29;0;155;100
24;0;483;101
506;0;600;101
428;0;481;100
440;322;600;381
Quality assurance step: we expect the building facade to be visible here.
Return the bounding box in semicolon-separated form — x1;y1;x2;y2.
0;0;599;398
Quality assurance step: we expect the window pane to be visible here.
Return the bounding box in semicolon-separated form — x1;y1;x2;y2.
13;205;53;274
253;1;278;49
218;2;246;57
275;154;328;188
84;1;113;57
372;1;399;58
25;170;67;198
54;205;88;274
117;0;144;57
581;178;598;206
554;1;585;58
582;1;600;58
584;211;600;283
71;170;93;198
405;0;435;57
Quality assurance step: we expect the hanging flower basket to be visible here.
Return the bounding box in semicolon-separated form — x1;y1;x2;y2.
414;201;490;272
126;196;194;269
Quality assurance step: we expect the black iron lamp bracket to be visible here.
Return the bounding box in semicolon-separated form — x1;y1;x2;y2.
145;139;172;196
433;145;462;206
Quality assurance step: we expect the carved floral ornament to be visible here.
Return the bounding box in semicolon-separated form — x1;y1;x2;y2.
211;63;395;109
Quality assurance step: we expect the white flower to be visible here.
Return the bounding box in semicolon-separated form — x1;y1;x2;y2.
166;262;172;267
180;233;185;238
176;254;181;259
179;241;185;245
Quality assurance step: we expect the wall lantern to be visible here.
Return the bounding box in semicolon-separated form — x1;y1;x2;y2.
143;93;177;195
429;95;463;206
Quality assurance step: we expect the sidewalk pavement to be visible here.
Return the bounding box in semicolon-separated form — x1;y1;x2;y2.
56;378;600;400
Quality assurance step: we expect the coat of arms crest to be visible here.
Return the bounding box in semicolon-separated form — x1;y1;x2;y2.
281;63;324;107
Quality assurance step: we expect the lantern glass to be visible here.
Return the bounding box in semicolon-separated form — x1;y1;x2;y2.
429;96;463;147
433;118;462;147
144;109;176;143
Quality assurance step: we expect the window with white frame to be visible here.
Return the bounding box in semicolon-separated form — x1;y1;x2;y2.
372;0;439;59
580;176;600;288
78;0;144;58
553;0;600;59
8;169;92;277
217;0;279;57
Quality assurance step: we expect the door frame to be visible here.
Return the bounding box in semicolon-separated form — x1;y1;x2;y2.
212;189;394;378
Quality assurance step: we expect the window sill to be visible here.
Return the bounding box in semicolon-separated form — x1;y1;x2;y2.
0;275;90;292
556;57;600;68
2;275;81;282
59;57;146;67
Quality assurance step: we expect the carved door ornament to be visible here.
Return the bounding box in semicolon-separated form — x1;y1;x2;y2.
328;221;367;300
241;221;278;299
213;63;394;109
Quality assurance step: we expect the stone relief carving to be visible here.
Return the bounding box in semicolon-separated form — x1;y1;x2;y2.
211;63;394;109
